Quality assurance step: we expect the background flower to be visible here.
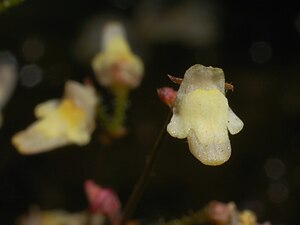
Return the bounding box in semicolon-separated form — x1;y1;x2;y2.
0;51;17;128
92;22;144;90
12;80;97;154
84;180;121;223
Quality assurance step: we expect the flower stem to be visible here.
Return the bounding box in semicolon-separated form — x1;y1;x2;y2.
97;96;110;127
108;86;129;133
97;87;129;137
121;111;172;225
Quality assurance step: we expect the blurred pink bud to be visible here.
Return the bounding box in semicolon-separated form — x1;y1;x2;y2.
157;87;177;108
206;201;233;225
84;180;121;219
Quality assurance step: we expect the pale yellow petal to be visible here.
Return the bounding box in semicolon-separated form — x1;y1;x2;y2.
92;23;144;89
238;210;257;225
166;110;185;139
0;55;17;128
12;100;90;154
101;22;130;54
12;124;70;154
41;210;87;225
0;55;17;109
176;64;225;96
167;89;231;165
187;129;231;166
34;99;60;118
228;107;244;135
64;81;97;133
12;81;97;154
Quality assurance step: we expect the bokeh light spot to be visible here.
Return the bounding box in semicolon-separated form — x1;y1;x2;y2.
249;41;272;63
20;64;43;88
268;182;289;204
264;158;285;179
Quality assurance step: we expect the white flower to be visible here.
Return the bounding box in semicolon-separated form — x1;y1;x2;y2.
0;52;17;128
92;22;144;89
12;80;97;154
167;64;243;166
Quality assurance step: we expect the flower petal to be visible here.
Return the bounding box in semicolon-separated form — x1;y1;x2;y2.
12;125;70;154
227;107;244;135
176;64;225;96
168;88;231;165
34;99;60;118
12;81;97;154
0;52;17;128
187;129;231;166
92;22;144;89
0;51;17;110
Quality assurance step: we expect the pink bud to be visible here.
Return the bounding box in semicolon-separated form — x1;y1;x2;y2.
157;87;177;108
84;180;121;219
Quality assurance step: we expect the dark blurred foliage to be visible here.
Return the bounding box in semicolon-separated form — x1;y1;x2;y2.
0;0;300;224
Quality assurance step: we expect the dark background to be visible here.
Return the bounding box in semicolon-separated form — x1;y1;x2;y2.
0;0;300;224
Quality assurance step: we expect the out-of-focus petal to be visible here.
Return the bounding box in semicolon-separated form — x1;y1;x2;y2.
0;51;17;128
17;207;89;225
12;126;70;154
0;51;17;110
35;99;60;118
12;81;98;154
238;210;257;225
41;210;87;225
92;22;144;89
206;201;233;225
64;81;98;133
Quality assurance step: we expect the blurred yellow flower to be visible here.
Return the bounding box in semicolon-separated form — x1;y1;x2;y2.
17;207;92;225
92;22;144;89
167;64;243;166
12;80;97;154
238;210;257;225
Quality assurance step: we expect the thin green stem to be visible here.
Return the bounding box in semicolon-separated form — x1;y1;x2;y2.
108;87;129;133
121;111;172;225
97;87;128;135
97;96;110;128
